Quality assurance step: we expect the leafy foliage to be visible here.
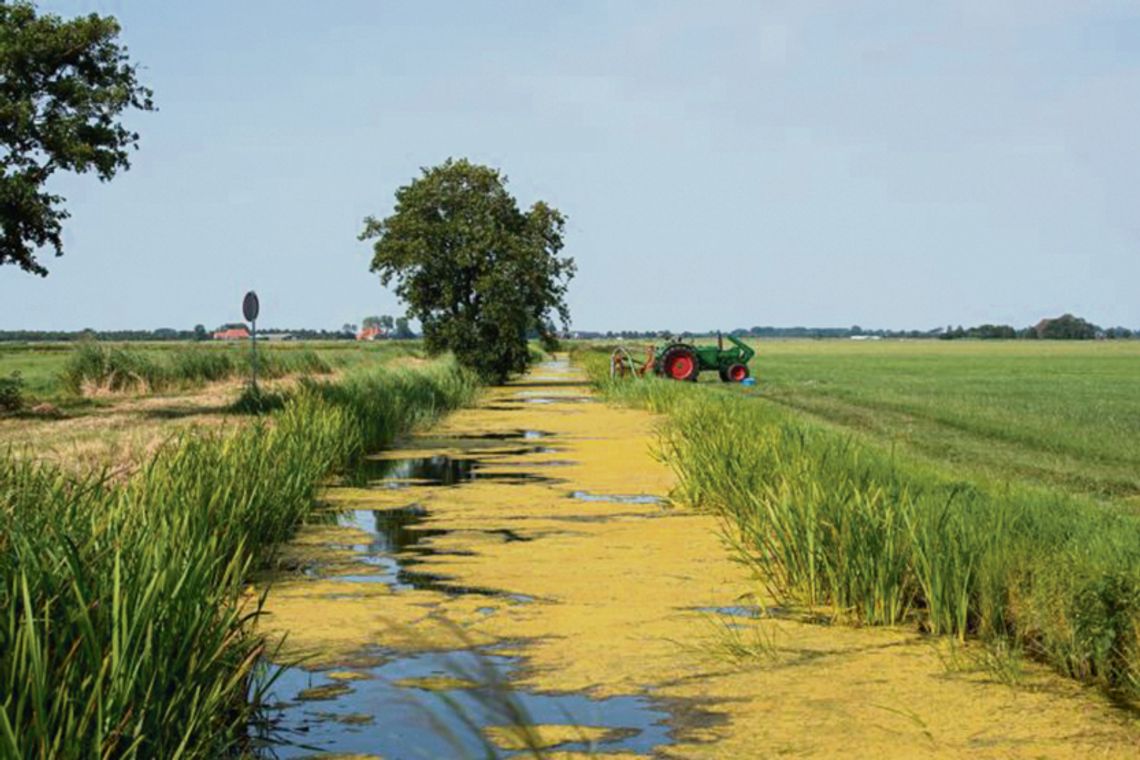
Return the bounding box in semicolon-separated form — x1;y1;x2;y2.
0;1;154;275
228;384;287;415
1036;313;1099;340
0;370;23;411
394;316;414;339
362;315;395;331
361;158;575;383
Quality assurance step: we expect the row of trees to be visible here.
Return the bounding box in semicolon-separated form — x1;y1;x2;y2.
8;314;1134;345
359;315;414;339
940;314;1134;341
572;316;1139;342
0;325;419;342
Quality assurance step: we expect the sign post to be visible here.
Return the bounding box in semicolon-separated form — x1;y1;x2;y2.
242;291;260;392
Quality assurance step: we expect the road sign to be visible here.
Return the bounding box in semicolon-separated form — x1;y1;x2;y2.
242;291;260;322
243;291;260;392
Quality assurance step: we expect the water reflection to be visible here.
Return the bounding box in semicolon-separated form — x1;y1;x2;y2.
260;648;670;759
356;454;561;488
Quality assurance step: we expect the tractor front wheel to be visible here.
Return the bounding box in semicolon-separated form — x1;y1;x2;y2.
723;363;749;382
659;345;700;382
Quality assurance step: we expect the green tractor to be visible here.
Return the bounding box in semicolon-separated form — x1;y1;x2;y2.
610;333;755;383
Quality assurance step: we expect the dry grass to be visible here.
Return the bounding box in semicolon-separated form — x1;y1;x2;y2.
0;375;300;477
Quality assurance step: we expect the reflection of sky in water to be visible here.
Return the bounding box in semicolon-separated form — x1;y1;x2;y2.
357;453;561;488
261;649;670;759
331;507;501;595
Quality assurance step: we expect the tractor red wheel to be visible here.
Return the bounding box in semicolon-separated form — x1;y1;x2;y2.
659;345;699;382
726;363;749;382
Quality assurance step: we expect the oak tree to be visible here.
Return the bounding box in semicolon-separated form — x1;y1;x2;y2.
1;1;154;275
361;159;574;383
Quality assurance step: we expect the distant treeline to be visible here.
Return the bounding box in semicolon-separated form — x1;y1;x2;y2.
0;326;398;342
4;313;1135;343
572;313;1137;341
939;314;1133;341
576;327;947;340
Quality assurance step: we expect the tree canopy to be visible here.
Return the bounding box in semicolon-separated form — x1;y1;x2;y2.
362;315;395;331
361;158;575;382
1;1;154;275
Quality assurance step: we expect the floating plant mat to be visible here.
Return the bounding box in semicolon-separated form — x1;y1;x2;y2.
259;648;670;759
256;355;1140;758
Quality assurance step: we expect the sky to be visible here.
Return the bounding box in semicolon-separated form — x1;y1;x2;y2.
2;0;1139;332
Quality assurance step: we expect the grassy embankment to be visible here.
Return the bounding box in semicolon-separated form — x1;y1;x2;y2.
0;340;421;405
578;341;1140;702
0;357;478;758
0;341;428;472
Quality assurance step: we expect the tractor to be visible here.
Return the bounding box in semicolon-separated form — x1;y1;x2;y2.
609;333;755;382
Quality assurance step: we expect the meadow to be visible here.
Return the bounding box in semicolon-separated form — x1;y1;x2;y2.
710;339;1140;505
0;352;479;758
579;339;1140;700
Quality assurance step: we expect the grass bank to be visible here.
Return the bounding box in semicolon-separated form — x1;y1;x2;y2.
0;340;423;406
0;358;478;758
578;347;1140;702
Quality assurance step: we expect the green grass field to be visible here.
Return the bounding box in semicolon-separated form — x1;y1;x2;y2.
716;340;1140;505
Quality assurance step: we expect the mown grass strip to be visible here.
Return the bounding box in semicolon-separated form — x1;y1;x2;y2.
0;358;478;758
578;347;1140;701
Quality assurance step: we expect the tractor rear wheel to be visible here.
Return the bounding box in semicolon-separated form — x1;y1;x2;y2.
658;345;700;382
725;363;749;382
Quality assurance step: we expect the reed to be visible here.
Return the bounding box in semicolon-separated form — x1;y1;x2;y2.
0;358;478;758
59;343;336;395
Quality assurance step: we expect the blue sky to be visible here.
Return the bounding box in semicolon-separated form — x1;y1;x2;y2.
2;0;1138;332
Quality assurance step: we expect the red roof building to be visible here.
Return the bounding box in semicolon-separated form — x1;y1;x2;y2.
213;327;250;340
357;326;386;341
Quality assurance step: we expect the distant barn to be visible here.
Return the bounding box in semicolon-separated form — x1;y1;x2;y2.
357;326;386;341
213;327;250;341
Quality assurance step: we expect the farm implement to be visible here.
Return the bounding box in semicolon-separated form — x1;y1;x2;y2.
610;333;755;382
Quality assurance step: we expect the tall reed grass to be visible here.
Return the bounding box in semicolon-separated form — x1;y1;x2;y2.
580;349;1140;700
60;342;334;394
0;359;478;758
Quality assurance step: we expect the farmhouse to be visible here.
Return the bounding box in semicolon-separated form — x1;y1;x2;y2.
213;327;250;341
357;326;386;341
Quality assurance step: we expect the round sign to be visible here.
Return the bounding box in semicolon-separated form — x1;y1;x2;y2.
242;291;260;322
